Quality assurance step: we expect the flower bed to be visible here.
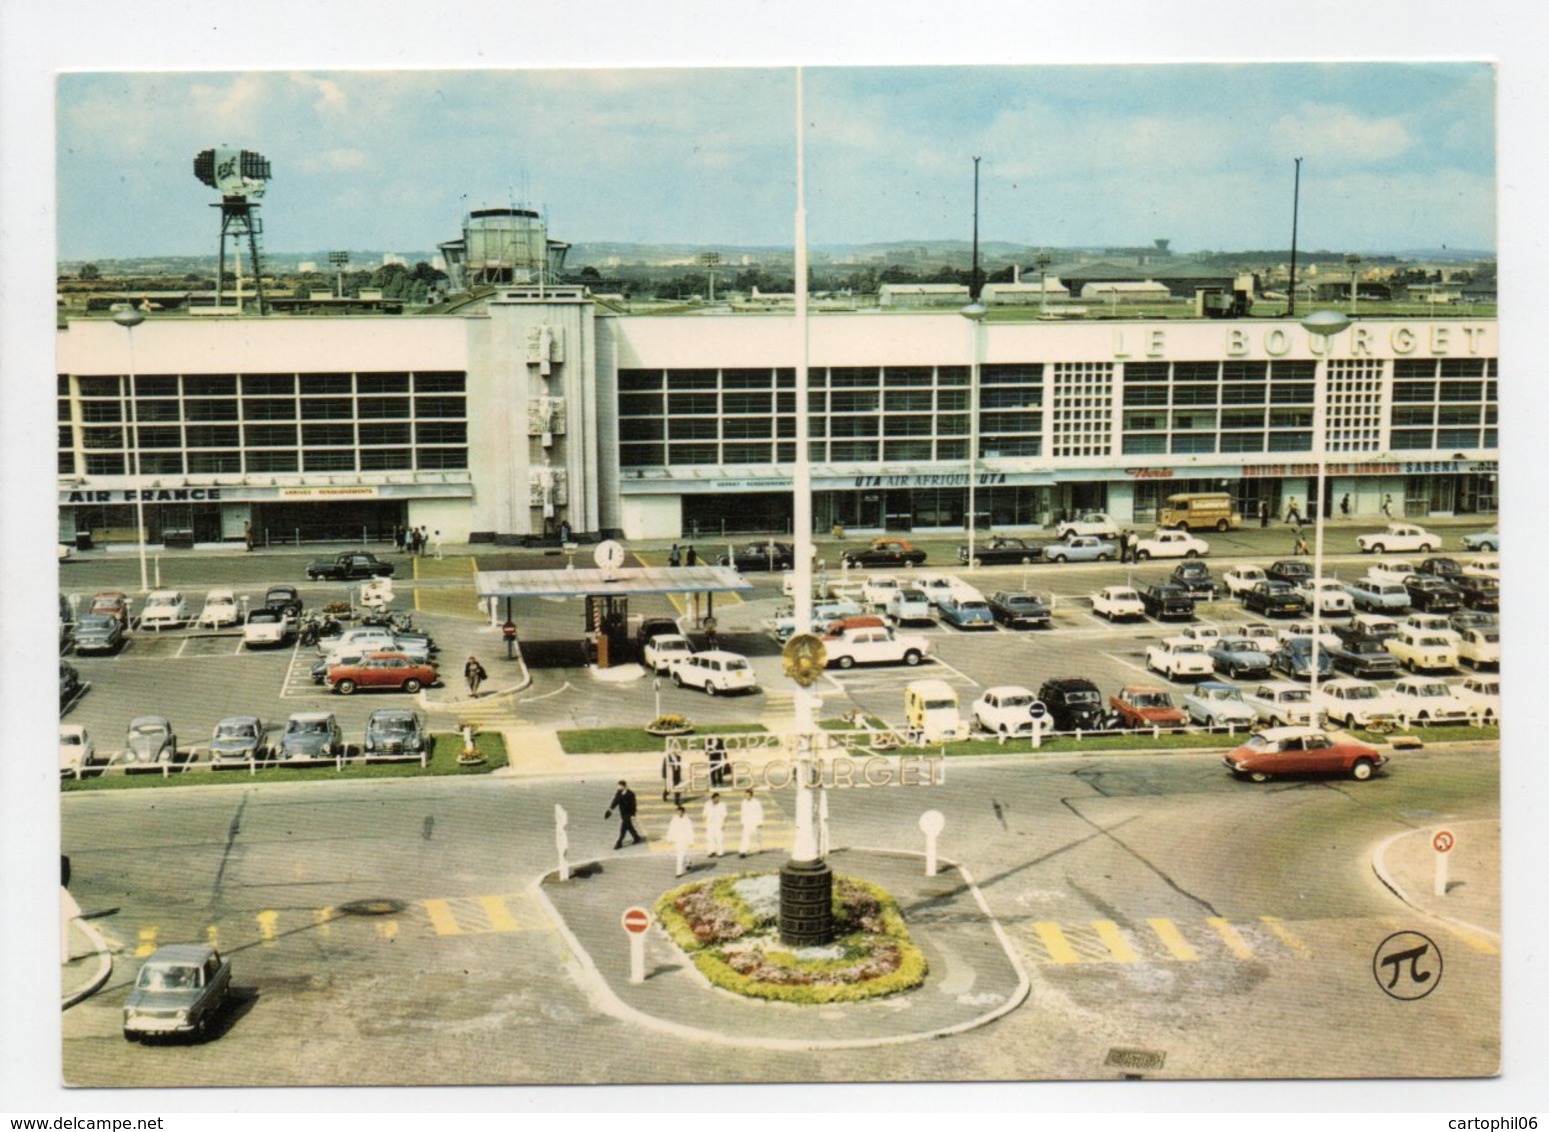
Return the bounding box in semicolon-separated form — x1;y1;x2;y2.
654;872;927;1004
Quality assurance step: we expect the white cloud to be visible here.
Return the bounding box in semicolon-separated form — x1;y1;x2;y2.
1270;101;1413;164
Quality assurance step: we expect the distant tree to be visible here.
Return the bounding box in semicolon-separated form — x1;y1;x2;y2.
79;263;100;281
578;265;602;280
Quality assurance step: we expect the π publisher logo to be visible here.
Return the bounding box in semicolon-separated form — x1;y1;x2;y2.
1373;931;1443;1000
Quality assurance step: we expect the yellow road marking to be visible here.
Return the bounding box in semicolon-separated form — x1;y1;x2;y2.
256;909;279;944
315;908;335;938
376;920;399;940
423;899;464;936
205;925;220;951
412;555;421;611
1092;920;1139;963
478;895;520;932
1259;915;1311;958
1147;918;1199;961
135;927;157;958
1033;921;1083;964
1441;924;1500;955
1207;917;1255;960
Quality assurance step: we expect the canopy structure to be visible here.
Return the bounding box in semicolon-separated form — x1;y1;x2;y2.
474;565;754;600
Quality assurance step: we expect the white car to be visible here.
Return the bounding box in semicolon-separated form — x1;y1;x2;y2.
138;589;188;630
913;573;978;609
861;575;903;608
1091;585;1145;621
1146;637;1214;680
1390;677;1476;724
197;588;241;629
824;626;930;669
971;686;1040;737
1385;628;1459;673
670;650;758;695
1237;623;1282;645
1134;530;1210;561
1350;612;1402;641
1183;682;1259;728
1320;678;1404;730
885;587;934;625
1054;512;1120;539
1180;624;1223;645
1242;681;1323;727
1401;613;1460;642
59;724;98;778
1275;621;1341;653
1296;577;1353;616
1357;524;1441;554
643;633;694;674
1223;565;1268;597
1456;627;1500;668
1461;555;1500;580
1460;530;1500;552
243;608;296;649
1365;559;1419;584
1452;674;1500;722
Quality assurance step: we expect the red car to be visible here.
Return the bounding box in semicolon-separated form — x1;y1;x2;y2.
1223;726;1386;782
1110;685;1187;729
327;652;437;695
90;591;131;626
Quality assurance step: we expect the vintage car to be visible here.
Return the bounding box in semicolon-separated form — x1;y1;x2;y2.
1109;685;1187;730
912;573;979;609
208;716;267;764
1320;678;1404;731
1037;677;1109;731
59;724;98;778
1042;536;1117;564
1139;583;1195;621
277;712;344;761
1385;628;1459;673
771;599;865;642
937;595;997;630
364;708;429;760
1460;529;1500;552
1054;512;1121;540
670;650;759;695
113;715;178;769
1145;637;1214;680
987;590;1052;629
1366;559;1420;584
1330;631;1400;679
319;626;431;664
1452;674;1500;722
1344;577;1413;613
1357;524;1442;555
1092;585;1146;622
1208;636;1274;681
327;652;438;695
860;574;903;608
1456;627;1500;669
1270;637;1335;681
971;686;1041;737
1390;677;1477;724
840;538;927;569
1265;560;1314;587
197;589;241;629
716;541;794;572
1183;682;1259;729
885;587;935;626
306;552;396;580
1452;575;1500;611
123;944;231;1042
242;608;294;649
89;591;132;626
1416;557;1464;581
1241;681;1323;727
1133;530;1210;561
1449;610;1497;636
1241;581;1308;618
1349;613;1402;641
1295;577;1353;616
822;625;930;669
1224;727;1385;782
643;633;695;674
263;584;305;619
138;590;188;630
1461;555;1500;580
59;661;85;708
1404;576;1463;614
1222;564;1269;598
1169;560;1220;601
959;536;1043;566
72;613;125;655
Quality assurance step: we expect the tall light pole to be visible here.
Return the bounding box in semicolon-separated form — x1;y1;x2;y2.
113;307;150;593
1346;253;1362;315
1302;309;1352;723
1287;157;1303;317
1035;252;1052;319
960;302;986;567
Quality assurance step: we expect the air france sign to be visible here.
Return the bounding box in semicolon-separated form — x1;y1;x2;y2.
64;488;223;503
1111;323;1492;360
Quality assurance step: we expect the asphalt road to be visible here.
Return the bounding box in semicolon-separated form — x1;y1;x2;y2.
60;744;1500;1086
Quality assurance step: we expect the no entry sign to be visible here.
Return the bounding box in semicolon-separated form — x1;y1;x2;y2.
1433;830;1455;854
622;906;652;934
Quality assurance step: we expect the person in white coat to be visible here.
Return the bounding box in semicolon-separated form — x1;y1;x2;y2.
738;789;765;858
666;805;695;877
703;792;728;858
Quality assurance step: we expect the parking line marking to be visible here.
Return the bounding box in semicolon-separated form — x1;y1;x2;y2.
1092;919;1139;963
1032;921;1083;964
423;899;464;936
478;895;520;932
256;909;279;944
1207;917;1255;959
1259;915;1311;958
206;925;220;951
134;926;158;958
1147;918;1199;961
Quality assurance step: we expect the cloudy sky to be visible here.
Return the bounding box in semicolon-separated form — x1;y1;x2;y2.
56;62;1495;261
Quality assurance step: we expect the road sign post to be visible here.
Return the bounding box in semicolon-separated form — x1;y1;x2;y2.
622;906;651;984
1432;829;1455;897
1028;701;1050;750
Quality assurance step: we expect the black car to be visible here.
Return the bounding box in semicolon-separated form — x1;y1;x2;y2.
1449;609;1498;635
306;552;397;581
1266;560;1314;586
1330;632;1400;678
364;708;428;760
72;612;125;655
1404;576;1463;613
59;660;84;707
1241;581;1308;618
841;539;927;569
1140;583;1195;621
1452;575;1499;612
264;585;304;618
1169;560;1219;601
959;537;1043;566
987;590;1052;629
1416;557;1464;580
715;541;794;572
1037;677;1108;731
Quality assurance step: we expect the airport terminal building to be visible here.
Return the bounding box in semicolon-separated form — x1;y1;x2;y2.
56;292;1498;547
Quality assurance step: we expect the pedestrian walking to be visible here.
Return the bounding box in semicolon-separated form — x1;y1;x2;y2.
706;737;728;788
661;747;683;804
666;805;695;876
1382;494;1394;519
418;526;429;554
433;529;443;559
684;545;699;567
393;524;405;552
1258;500;1270;529
464;655;487;697
605;780;644;850
667;543;682;568
1285;498;1302;526
1294;531;1310;556
243;521;253;552
1340;493;1351;518
1124;529;1139;564
703;792;728;858
738;789;765;858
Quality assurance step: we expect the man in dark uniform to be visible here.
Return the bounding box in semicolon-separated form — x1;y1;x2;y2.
605;780;644;849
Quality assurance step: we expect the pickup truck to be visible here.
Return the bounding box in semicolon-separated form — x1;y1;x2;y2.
306;552;397;581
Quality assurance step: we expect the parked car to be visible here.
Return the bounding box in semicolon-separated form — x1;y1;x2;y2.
1179;624;1222;646
320;626;430;664
1209;636;1274;681
1460;529;1500;552
1169;560;1219;601
1390;677;1476;724
1055;512;1120;540
1404;577;1463;613
122;944;233;1042
822;615;889;638
772;599;864;642
1270;637;1335;681
114;715;178;768
1385;628;1459;674
1092;585;1146;622
1366;559;1420;584
1452;575;1499;611
1236;623;1283;646
311;652;363;685
59;724;98;777
1241;581;1307;618
971;686;1041;737
1343;577;1412;613
885;587;934;626
1183;682;1259;729
197;589;241;629
1110;685;1187;730
1139;583;1195;621
822;625;930;669
1224;727;1385;782
1349;613;1402;641
841;538;927;569
138;590;188;630
263;585;305;619
1330;632;1400;679
1265;560;1314;587
643;633;695;674
716;541;794;572
1146;637;1214;680
1295;577;1352;616
636;617;681;653
1357;523;1441;554
913;573;979;609
59;660;85;708
1416;557;1464;581
364;708;429;760
1449;610;1498;636
278;712;344;761
327;652;438;695
1133;530;1209;561
1456;627;1500;669
242;608;294;649
208;716;267;764
904;680;968;742
861;575;903;608
1320;679;1403;731
937;595;997;630
306;552;396;580
987;590;1052;629
89;591;131;626
1042;536;1116;564
1222;564;1269;598
671;650;759;695
959;536;1042;566
1037;677;1108;731
1452;674;1500;723
72;613;125;655
1461;555;1500;580
1241;681;1322;727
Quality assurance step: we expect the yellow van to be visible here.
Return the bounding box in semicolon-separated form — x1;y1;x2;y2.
904;679;967;743
1158;492;1241;532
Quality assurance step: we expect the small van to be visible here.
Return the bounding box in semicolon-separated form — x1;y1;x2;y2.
904;679;967;742
1158;493;1241;532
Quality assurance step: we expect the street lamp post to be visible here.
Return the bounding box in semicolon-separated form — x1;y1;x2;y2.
960;302;987;567
1346;254;1362;315
113;307;150;593
1302;309;1352;723
1035;252;1052;319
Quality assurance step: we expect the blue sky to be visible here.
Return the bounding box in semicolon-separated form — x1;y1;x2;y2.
56;62;1495;260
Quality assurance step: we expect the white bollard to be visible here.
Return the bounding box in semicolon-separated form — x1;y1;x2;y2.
919;809;945;877
555;804;570;882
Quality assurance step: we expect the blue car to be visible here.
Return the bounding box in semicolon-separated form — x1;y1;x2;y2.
1271;637;1335;681
1460;529;1499;552
1209;636;1273;680
1043;536;1117;564
937;596;997;630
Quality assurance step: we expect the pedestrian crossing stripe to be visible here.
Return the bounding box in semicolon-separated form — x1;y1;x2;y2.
1026;916;1313;965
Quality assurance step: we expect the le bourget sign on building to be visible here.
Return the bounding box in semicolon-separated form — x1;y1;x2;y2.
666;730;945;793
